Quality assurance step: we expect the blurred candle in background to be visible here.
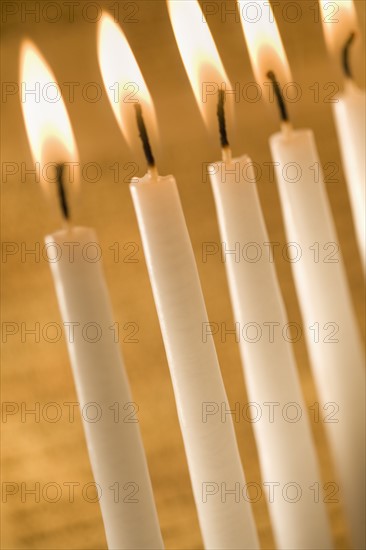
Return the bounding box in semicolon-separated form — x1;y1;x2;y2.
20;41;163;550
98;12;259;550
238;2;365;547
319;0;365;271
168;2;332;548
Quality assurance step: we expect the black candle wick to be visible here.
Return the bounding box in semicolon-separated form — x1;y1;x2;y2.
55;163;69;220
342;32;356;79
134;104;155;169
266;71;289;123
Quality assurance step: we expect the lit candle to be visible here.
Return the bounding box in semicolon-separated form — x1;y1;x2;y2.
20;41;163;550
167;2;332;548
238;2;365;547
319;0;365;271
98;13;259;550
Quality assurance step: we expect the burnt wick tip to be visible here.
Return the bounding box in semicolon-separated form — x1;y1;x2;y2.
55;163;69;220
134;103;155;168
217;89;229;149
342;32;356;79
266;70;289;123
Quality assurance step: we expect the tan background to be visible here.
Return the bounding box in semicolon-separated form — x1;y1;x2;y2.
1;1;365;548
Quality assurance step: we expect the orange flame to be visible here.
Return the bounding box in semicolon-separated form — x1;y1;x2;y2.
167;0;233;133
237;0;292;97
20;41;78;191
319;0;359;58
98;12;158;150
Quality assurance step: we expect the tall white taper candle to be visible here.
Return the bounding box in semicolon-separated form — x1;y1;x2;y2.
46;226;164;550
269;126;365;548
332;79;365;270
209;151;332;549
97;13;258;547
19;40;163;550
130;171;259;550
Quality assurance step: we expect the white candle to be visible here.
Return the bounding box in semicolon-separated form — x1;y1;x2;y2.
332;79;365;269
130;171;259;549
238;2;365;546
319;0;365;270
209;150;332;549
98;12;259;548
269;127;365;549
45;227;164;550
20;41;163;550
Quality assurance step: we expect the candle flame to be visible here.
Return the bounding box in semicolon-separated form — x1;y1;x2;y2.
237;0;292;96
319;0;359;58
98;12;158;149
167;0;232;132
20;41;78;191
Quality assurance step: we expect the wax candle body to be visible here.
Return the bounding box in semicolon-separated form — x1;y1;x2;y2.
130;175;259;550
269;129;365;548
332;80;365;270
45;227;163;550
209;155;332;549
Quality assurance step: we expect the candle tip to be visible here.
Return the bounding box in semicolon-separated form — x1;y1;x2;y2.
55;163;70;221
222;146;232;164
147;165;159;179
217;89;230;150
342;32;356;80
266;71;289;124
280;120;293;138
134;103;156;170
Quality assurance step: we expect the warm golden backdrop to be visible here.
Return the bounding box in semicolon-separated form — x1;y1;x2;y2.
1;1;365;548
